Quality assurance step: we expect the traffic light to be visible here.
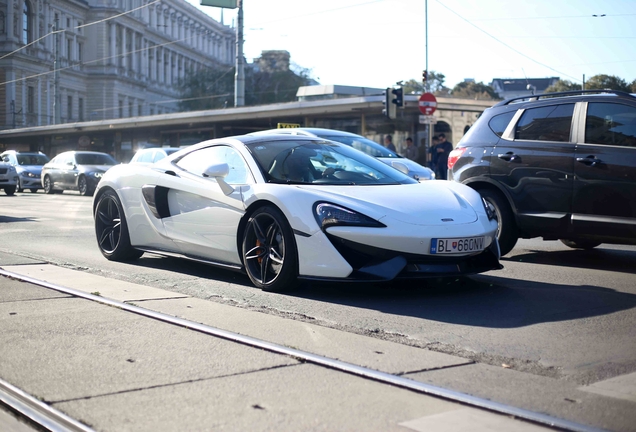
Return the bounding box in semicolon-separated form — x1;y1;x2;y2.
422;70;428;83
382;87;396;119
392;87;403;107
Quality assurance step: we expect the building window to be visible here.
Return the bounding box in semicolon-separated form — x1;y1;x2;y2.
66;17;70;28
129;101;133;117
67;39;72;60
138;105;142;116
119;100;123;118
78;98;84;121
22;2;32;44
27;87;35;114
77;21;82;33
67;96;73;121
78;42;83;63
0;12;6;35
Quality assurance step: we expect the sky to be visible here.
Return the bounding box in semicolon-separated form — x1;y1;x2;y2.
187;0;635;90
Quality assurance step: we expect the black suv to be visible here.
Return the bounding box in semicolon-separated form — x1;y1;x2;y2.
448;90;636;255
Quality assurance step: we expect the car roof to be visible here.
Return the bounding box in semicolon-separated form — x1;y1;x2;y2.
494;89;636;108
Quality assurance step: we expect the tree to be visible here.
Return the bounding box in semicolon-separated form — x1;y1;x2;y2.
451;81;500;100
545;79;582;93
631;79;636;93
403;71;449;95
584;74;630;92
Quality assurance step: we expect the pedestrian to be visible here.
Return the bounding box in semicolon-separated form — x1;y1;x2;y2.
383;135;397;153
434;133;453;180
428;135;440;170
403;137;418;161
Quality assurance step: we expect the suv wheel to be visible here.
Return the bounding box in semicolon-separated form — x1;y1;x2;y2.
479;188;518;256
560;239;601;250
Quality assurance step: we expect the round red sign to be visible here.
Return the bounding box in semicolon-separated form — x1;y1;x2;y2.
418;92;437;115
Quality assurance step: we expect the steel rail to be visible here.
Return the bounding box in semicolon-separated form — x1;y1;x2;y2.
0;268;607;432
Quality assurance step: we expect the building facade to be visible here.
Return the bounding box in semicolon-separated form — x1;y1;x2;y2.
0;0;235;129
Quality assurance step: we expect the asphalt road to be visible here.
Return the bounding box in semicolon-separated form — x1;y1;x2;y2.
1;191;635;412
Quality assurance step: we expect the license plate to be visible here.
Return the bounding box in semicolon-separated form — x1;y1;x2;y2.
430;237;485;254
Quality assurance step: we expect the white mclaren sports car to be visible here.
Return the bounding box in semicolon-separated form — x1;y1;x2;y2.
93;134;501;292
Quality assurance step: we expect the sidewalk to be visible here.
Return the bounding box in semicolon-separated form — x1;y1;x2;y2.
0;252;599;431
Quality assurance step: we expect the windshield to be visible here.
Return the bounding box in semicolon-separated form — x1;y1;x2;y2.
75;153;117;166
315;134;400;158
17;154;50;165
247;139;416;185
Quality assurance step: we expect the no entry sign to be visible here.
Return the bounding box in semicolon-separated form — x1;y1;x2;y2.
418;93;437;115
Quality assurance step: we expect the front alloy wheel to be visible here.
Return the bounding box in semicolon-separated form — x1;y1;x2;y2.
78;175;93;196
43;176;54;194
95;190;143;261
242;206;298;292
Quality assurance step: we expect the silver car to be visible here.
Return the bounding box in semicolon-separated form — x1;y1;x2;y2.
1;150;50;193
0;159;18;196
249;128;435;181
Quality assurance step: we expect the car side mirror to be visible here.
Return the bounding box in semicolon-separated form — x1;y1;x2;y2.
391;161;410;175
202;163;234;195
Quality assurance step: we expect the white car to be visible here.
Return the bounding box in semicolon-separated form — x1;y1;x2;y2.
250;128;435;181
93;134;501;292
0;159;18;196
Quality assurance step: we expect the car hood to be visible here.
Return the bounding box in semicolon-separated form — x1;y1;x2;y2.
299;183;478;225
17;165;44;174
377;157;433;179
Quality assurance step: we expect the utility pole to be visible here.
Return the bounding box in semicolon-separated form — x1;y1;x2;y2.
234;0;245;107
53;17;61;124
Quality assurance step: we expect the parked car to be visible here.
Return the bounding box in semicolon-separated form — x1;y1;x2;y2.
448;89;636;255
1;150;50;193
41;151;118;196
0;159;18;196
93;134;500;292
249;128;435;181
129;147;181;164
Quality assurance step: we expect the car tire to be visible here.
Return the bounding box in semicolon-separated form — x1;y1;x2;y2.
94;190;144;261
4;186;16;196
30;188;38;193
478;188;518;256
78;175;93;196
43;176;55;194
560;239;601;250
17;179;23;193
242;205;299;292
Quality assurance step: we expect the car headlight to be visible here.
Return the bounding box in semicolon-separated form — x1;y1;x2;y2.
482;197;496;221
22;171;37;178
314;202;385;229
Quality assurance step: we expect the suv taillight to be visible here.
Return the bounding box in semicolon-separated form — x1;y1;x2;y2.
447;147;467;170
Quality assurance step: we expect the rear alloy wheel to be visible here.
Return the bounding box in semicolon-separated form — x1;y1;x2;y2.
95;190;143;261
560;239;601;250
242;206;299;292
479;188;518;256
78;175;93;196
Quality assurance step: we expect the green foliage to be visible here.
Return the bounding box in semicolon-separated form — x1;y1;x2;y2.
631;79;636;93
451;81;500;100
545;80;582;93
584;74;630;92
178;65;311;111
403;71;449;95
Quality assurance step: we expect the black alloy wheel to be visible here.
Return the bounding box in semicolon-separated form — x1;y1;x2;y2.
479;188;518;256
78;175;92;196
242;206;298;292
94;190;143;261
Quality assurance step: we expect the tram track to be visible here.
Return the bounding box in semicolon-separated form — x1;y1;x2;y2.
0;268;605;432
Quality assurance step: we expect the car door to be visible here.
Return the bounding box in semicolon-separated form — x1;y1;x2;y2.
60;153;79;188
490;103;576;236
571;101;636;239
160;145;252;265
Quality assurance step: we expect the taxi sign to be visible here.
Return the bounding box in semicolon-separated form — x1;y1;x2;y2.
277;123;300;129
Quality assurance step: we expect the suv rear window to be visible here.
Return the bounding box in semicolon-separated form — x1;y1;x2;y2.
585;102;636;147
488;111;515;137
515;104;574;142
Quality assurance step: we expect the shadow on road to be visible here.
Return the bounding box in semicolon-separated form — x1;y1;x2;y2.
0;216;36;223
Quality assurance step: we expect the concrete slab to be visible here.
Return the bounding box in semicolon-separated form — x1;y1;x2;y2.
0;253;46;266
53;362;534;432
578;371;636;402
1;264;188;302
141;296;472;375
400;407;549;432
0;296;297;402
405;363;636;432
0;277;71;302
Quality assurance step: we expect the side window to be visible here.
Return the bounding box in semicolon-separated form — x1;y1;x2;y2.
177;146;251;185
488;111;516;137
152;151;167;163
585;102;636;147
136;150;153;163
515;104;574;142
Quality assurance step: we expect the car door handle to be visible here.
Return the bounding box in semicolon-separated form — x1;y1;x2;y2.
163;170;178;177
498;152;518;162
576;155;602;166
